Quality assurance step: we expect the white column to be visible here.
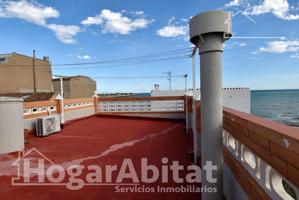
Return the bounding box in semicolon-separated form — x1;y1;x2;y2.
189;10;232;200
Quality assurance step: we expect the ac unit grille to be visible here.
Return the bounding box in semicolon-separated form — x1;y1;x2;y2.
35;115;61;137
36;118;44;136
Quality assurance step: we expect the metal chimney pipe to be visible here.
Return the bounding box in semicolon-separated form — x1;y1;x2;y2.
189;10;232;200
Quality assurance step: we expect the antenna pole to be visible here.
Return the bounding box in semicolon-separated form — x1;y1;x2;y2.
32;50;36;93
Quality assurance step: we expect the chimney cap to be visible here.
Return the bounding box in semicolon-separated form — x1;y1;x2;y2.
189;10;232;45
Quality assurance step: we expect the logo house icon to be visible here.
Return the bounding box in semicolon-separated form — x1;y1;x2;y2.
11;148;56;186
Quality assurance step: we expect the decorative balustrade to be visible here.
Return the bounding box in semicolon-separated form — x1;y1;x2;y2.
23;98;96;119
23;101;57;119
64;98;94;112
98;96;185;114
222;108;299;199
192;102;299;199
23;96;185;120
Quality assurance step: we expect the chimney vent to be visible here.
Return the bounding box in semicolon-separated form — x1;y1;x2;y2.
43;56;50;62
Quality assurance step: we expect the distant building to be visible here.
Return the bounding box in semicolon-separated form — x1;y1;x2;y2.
53;75;96;99
151;84;189;96
150;84;251;113
0;52;53;93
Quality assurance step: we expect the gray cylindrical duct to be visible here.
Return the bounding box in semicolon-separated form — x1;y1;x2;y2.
189;10;232;200
0;97;24;154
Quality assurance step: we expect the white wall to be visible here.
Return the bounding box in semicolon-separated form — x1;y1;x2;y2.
101;113;185;119
64;107;95;122
151;88;251;113
24;107;95;131
222;88;251;113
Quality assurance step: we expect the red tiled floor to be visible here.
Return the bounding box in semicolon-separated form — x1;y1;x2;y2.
0;116;201;200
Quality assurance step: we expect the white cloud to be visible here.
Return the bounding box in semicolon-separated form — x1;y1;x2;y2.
47;24;81;44
81;9;153;35
259;40;299;53
0;0;81;44
291;53;299;59
245;0;299;20
132;11;144;16
156;17;188;38
76;54;91;59
0;0;59;25
167;17;175;25
239;42;247;47
156;25;187;37
224;0;240;8
225;41;247;49
81;16;103;26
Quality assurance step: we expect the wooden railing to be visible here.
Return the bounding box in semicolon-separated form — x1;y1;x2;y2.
193;101;299;199
223;107;299;199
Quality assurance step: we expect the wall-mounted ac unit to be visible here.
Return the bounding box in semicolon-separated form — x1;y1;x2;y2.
36;115;61;137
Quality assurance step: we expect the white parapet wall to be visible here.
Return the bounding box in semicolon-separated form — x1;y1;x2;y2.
151;87;251;113
64;107;95;122
23;98;96;131
222;88;250;113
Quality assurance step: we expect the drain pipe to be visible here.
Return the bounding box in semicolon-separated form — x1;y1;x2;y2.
191;47;200;163
189;10;232;199
184;90;192;134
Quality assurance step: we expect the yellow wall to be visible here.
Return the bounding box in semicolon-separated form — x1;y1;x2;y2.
53;76;96;99
0;53;53;93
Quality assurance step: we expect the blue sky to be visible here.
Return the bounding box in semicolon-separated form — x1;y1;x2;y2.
0;0;299;92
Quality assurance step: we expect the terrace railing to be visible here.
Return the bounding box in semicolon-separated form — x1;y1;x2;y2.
23;98;95;119
22;96;187;131
23;96;186;120
97;96;185;117
192;102;299;200
23;100;57;119
63;98;94;112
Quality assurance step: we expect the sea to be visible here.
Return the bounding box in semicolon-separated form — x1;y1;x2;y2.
251;89;299;127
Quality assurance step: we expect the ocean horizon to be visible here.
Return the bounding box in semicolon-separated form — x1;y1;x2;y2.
251;89;299;127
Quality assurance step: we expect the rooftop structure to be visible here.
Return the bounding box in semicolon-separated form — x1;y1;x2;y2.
53;75;96;99
0;52;53;93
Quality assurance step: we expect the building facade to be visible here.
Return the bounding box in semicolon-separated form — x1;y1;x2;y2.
0;52;53;93
53;75;96;99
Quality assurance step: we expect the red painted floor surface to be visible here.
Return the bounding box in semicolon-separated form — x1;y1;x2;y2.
0;116;201;200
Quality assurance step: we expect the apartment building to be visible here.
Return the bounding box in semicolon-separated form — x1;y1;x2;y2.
0;52;53;93
53;75;96;99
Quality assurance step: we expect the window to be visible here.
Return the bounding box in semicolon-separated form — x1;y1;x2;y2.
0;57;7;63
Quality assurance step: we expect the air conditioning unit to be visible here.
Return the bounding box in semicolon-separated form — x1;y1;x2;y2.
36;115;61;136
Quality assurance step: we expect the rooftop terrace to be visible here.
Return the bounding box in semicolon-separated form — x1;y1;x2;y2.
0;90;299;200
1;10;299;200
0;116;201;200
